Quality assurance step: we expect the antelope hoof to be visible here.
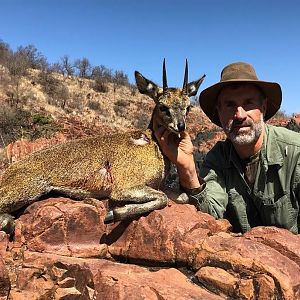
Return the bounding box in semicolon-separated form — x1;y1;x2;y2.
104;210;114;224
0;213;15;235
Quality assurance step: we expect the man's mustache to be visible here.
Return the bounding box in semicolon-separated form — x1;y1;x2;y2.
228;119;253;133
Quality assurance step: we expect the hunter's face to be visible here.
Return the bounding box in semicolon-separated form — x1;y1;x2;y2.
217;84;267;145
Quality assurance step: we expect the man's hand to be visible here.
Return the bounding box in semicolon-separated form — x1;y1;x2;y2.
153;119;201;189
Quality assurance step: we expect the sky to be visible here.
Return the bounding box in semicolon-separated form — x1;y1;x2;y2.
0;0;299;115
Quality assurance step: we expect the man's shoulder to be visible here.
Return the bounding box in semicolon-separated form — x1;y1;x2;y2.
267;124;300;147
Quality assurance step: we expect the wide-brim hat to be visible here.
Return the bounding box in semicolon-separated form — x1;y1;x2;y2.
199;62;282;127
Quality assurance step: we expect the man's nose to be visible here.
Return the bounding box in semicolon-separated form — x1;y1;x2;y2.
234;106;247;119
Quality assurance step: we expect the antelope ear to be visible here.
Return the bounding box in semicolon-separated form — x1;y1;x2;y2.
135;71;161;100
187;74;206;97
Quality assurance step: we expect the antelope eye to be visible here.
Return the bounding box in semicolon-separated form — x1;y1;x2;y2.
159;105;171;116
159;105;168;112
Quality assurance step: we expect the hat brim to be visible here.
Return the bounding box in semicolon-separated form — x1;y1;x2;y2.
199;79;282;127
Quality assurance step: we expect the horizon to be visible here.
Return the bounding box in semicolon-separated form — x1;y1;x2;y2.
1;0;299;116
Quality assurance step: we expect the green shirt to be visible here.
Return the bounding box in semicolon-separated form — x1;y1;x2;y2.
191;124;300;234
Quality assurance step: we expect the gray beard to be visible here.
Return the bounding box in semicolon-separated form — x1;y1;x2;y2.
225;115;264;145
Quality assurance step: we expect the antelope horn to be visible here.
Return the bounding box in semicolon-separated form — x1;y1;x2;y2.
163;58;168;95
183;59;188;94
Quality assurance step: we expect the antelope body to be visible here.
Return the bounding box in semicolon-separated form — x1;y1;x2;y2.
0;60;205;234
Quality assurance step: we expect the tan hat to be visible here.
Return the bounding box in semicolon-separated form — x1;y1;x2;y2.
199;62;282;127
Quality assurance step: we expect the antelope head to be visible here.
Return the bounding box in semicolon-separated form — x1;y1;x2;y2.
135;59;205;133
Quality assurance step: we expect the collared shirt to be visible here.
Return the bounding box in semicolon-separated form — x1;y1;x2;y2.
190;124;300;234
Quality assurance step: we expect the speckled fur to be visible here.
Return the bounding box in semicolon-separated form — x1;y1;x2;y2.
0;130;165;212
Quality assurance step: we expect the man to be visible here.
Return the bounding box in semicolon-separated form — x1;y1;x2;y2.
155;62;300;234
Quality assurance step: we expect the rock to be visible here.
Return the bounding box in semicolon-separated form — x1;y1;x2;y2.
2;197;300;299
107;201;231;266
0;232;8;257
5;133;67;164
93;259;222;300
244;226;300;266
0;255;10;299
193;233;300;299
13;197;108;258
285;118;300;132
10;251;221;300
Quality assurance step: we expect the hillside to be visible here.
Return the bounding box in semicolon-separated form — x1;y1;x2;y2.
0;65;211;164
0;64;297;169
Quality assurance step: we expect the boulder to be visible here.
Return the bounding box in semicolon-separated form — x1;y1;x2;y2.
1;197;299;299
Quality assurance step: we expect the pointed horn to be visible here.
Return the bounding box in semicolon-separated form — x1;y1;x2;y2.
183;59;188;94
163;58;168;94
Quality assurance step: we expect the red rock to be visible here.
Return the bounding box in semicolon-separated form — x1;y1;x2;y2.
0;232;8;257
14;251;223;300
193;234;300;299
0;255;10;299
94;260;223;300
244;226;300;266
255;274;276;300
108;202;231;265
2;197;300;299
196;266;238;296
6;132;67;163
13;197;108;258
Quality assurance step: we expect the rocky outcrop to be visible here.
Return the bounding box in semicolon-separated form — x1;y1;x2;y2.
5;133;67;164
0;197;300;299
286;117;300;132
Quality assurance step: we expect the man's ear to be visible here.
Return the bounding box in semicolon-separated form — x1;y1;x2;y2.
186;74;206;97
135;71;162;100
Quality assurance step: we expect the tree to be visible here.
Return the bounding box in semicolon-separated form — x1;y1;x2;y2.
91;65;112;81
113;70;129;91
60;55;74;76
15;44;48;70
49;62;64;74
0;39;12;66
6;51;30;77
74;57;92;78
114;70;129;86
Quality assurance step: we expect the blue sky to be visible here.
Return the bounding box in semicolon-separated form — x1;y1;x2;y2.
1;0;299;115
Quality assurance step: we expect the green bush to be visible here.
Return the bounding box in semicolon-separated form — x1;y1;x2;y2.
0;103;32;145
32;114;51;125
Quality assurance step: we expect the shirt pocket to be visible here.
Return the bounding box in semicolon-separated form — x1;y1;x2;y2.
259;193;298;231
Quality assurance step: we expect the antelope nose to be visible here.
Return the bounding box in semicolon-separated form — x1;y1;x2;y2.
177;121;185;132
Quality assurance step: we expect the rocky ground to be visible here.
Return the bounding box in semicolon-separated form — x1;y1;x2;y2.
1;196;300;299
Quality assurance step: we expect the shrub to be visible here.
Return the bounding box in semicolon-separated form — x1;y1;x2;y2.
37;70;69;108
66;92;84;111
129;84;137;96
133;112;150;129
32;114;51;125
87;100;101;111
0;103;32;145
92;77;109;93
113;99;128;117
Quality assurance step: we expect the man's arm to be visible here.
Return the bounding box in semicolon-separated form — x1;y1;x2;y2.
153;119;228;219
153;121;201;190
